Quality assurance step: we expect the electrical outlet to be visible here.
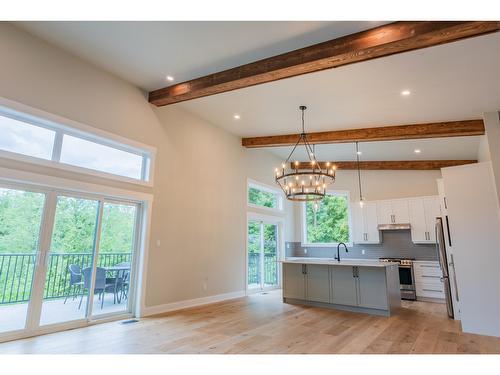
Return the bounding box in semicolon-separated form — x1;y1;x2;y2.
361;249;365;255
304;248;308;254
203;281;208;291
156;240;161;247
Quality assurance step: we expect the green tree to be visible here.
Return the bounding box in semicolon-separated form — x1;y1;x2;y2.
0;188;45;254
248;187;276;208
306;195;349;243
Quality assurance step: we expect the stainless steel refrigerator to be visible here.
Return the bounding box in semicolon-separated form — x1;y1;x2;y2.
435;217;454;318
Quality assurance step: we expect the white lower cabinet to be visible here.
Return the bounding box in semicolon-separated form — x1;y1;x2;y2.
414;261;445;300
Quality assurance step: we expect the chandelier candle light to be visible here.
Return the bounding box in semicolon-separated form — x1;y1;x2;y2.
275;106;336;202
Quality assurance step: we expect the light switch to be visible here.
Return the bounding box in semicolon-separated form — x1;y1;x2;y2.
156;240;161;247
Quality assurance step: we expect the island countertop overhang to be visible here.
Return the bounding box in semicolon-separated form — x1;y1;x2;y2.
280;257;398;268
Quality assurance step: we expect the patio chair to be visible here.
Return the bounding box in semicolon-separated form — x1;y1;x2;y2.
79;267;116;309
115;263;130;303
64;264;83;304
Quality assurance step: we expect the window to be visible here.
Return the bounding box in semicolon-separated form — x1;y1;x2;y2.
302;191;351;246
0;105;153;183
60;135;144;180
247;181;283;211
0;114;55;160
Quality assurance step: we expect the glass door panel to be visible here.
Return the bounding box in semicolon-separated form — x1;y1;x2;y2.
92;202;138;317
263;223;278;288
0;187;45;334
247;220;279;291
39;196;99;326
247;220;261;289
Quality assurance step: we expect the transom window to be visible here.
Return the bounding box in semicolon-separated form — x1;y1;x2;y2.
302;191;351;246
247;181;283;211
0;105;153;183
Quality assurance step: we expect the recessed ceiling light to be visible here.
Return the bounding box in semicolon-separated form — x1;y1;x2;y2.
414;149;421;154
233;114;241;120
166;75;174;82
401;90;411;96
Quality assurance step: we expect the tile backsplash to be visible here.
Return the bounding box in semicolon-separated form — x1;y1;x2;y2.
286;229;437;261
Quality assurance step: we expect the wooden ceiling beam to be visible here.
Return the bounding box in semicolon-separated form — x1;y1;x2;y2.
241;119;485;148
149;21;500;106
291;160;477;170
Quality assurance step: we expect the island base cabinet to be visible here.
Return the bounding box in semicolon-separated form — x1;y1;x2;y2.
283;263;306;300
330;266;358;306
282;262;400;316
305;264;330;303
357;267;389;310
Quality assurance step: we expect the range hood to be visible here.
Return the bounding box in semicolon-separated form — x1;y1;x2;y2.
377;223;411;230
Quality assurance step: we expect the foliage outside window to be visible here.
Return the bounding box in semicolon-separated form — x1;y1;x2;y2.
248;184;282;210
304;193;350;245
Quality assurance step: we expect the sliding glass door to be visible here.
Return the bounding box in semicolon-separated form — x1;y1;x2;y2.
0;182;142;340
92;201;138;318
247;219;280;291
39;195;100;326
0;187;46;334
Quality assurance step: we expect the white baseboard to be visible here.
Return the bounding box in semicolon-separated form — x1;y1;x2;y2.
140;290;246;317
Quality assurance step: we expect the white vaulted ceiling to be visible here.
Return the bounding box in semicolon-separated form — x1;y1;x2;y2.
13;22;500;161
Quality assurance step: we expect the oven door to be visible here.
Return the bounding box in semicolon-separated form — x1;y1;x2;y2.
399;265;414;289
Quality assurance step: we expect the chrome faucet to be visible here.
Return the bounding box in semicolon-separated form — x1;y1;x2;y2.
336;242;348;262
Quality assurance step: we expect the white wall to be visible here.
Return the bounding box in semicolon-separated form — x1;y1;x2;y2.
0;23;293;308
482;112;500;204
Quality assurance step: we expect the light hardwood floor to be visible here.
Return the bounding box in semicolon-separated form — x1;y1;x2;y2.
1;290;500;354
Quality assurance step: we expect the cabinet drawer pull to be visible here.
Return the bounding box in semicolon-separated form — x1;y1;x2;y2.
422;288;442;292
421;275;440;278
420;265;439;268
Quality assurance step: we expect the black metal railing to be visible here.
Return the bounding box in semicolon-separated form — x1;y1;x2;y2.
248;252;278;286
0;252;131;304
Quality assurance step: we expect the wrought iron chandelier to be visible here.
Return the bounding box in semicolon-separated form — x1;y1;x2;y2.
275;106;336;202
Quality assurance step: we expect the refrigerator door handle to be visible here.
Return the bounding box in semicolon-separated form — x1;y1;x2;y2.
450;253;460;302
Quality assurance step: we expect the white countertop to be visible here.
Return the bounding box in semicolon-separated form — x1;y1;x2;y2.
280;257;398;267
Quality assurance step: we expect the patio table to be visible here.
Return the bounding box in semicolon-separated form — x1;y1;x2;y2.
104;264;130;304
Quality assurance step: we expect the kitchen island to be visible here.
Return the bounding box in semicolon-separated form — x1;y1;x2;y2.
280;258;401;316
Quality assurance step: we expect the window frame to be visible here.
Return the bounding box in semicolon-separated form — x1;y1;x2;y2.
247;179;284;213
301;189;353;248
0;97;156;186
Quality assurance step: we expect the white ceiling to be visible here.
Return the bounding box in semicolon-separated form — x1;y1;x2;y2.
14;22;499;162
177;32;500;137
15;21;386;92
264;136;481;162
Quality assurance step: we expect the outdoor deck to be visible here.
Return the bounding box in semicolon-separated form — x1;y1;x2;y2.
0;293;128;333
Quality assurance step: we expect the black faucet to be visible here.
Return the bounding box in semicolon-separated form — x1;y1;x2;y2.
335;242;348;262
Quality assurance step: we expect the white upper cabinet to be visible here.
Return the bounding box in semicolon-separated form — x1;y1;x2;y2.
353;202;380;244
409;196;441;243
376;199;410;224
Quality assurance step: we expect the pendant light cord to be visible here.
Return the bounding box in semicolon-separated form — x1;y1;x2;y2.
356;141;363;202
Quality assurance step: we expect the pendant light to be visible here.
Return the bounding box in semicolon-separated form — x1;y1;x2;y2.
274;106;336;202
355;141;365;208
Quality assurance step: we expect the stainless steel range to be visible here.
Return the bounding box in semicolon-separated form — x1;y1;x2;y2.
379;257;416;300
